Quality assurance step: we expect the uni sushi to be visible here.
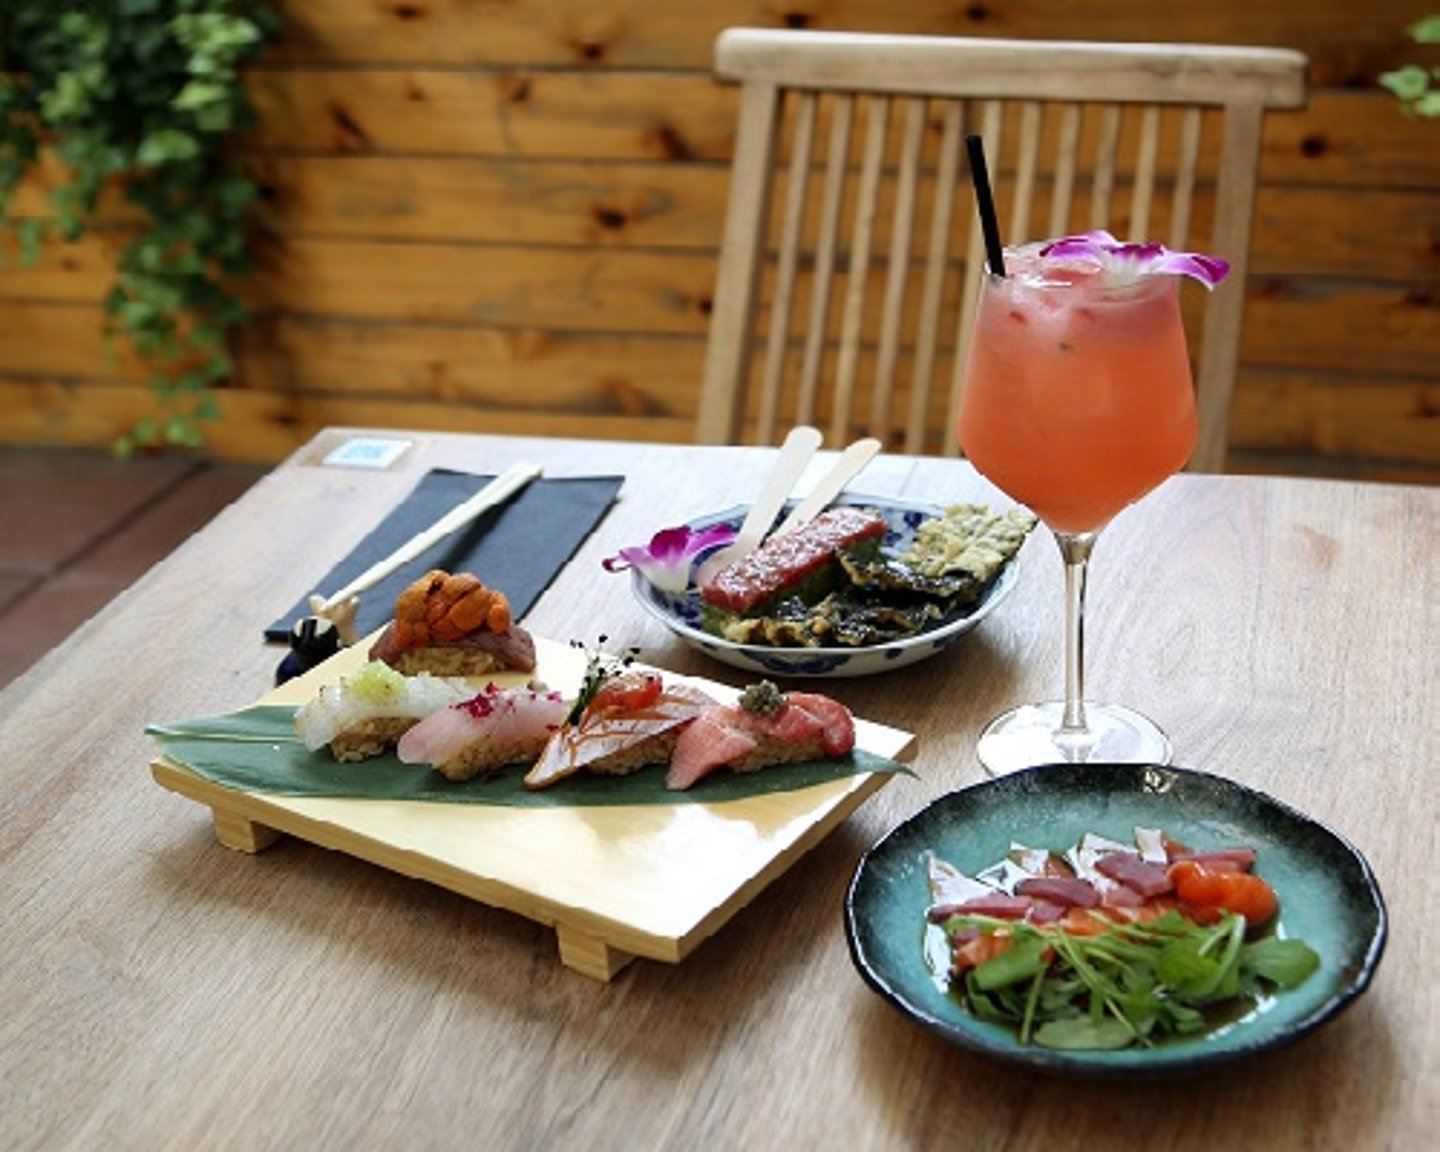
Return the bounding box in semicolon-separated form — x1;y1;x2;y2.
369;569;536;676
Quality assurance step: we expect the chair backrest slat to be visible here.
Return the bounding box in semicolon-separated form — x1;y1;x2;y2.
873;97;927;442
795;92;853;430
1009;101;1043;244
755;90;816;445
1169;106;1204;250
831;96;890;447
1048;103;1084;237
1089;105;1122;232
1195;101;1268;471
907;99;963;454
1130;105;1162;240
697;29;1308;472
694;79;780;445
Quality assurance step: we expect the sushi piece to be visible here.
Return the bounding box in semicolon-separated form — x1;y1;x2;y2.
396;681;569;781
664;681;856;791
369;569;537;676
700;506;886;617
524;668;716;790
294;660;471;762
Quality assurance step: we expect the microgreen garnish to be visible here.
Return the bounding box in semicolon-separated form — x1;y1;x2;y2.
566;636;640;725
738;680;787;717
940;910;1319;1051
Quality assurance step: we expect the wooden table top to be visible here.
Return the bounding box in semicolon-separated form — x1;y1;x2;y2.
2;429;1434;1150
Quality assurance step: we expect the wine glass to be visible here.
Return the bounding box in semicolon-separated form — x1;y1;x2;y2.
956;237;1209;775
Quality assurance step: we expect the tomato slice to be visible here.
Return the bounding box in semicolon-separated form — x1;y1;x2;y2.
589;670;663;714
954;931;1015;971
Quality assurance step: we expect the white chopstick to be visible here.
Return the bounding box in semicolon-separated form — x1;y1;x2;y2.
312;461;542;613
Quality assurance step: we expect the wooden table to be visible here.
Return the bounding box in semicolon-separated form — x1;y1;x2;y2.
2;429;1434;1150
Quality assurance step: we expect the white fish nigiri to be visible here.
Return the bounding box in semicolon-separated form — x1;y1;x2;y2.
397;681;568;781
294;661;471;762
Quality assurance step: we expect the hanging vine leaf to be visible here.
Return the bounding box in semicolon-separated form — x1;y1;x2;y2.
0;1;278;455
1380;15;1440;119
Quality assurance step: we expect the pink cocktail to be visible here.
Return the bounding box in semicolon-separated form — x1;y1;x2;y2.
957;234;1225;774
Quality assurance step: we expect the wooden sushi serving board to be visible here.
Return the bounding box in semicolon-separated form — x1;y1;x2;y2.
150;638;916;981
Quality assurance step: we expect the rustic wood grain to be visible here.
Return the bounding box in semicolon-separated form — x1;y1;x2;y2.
8;235;1437;374
1;2;1436;482
239;71;1440;197
14;96;1440;249
2;331;1437;476
0;380;697;462
0;431;1432;1148
4;364;1434;481
246;155;1436;282
243;68;739;162
258;0;1426;86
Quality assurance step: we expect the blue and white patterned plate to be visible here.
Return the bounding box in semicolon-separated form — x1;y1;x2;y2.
628;495;1023;678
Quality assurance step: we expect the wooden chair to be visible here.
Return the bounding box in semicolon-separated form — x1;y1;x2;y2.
695;30;1307;472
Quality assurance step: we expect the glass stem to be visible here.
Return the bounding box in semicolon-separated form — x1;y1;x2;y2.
1054;531;1098;734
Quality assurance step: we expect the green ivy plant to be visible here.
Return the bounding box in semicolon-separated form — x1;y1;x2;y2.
1379;15;1440;117
0;0;277;455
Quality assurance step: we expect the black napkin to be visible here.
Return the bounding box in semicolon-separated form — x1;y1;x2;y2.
265;469;624;643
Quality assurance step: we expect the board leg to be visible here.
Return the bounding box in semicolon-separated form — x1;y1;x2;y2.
556;923;634;981
211;807;283;853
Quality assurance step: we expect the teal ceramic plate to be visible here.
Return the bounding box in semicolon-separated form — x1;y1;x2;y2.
844;763;1387;1076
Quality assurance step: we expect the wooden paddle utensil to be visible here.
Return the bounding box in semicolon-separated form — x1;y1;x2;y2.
694;426;822;586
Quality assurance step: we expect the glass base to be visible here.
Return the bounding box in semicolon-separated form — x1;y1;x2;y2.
975;701;1173;777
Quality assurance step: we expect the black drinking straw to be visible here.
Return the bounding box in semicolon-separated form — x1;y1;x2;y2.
966;134;1006;278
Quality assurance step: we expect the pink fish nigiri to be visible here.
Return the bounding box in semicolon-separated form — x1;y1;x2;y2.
523;670;716;790
397;681;568;781
664;683;856;791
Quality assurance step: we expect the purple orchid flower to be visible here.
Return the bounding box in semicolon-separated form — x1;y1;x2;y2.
601;524;736;593
1039;230;1230;290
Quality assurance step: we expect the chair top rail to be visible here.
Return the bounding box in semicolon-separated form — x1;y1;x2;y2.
715;29;1307;110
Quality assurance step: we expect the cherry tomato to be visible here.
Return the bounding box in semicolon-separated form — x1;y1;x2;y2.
954;931;1015;971
1168;859;1278;925
1057;907;1111;937
589;670;663;713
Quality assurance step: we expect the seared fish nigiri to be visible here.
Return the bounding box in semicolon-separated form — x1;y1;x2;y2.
524;669;715;790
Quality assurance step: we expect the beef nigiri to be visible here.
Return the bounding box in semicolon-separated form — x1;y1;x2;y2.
396;681;568;781
523;668;716;790
664;681;856;790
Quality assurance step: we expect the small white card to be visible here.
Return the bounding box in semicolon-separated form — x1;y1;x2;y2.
321;436;413;470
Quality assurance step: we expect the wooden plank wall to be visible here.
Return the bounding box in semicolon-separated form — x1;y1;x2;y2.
1;0;1437;482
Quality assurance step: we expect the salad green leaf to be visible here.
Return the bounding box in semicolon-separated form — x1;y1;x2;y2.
937;910;1320;1051
1242;936;1323;988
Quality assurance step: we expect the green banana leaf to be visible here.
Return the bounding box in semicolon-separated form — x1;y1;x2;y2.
147;705;910;808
